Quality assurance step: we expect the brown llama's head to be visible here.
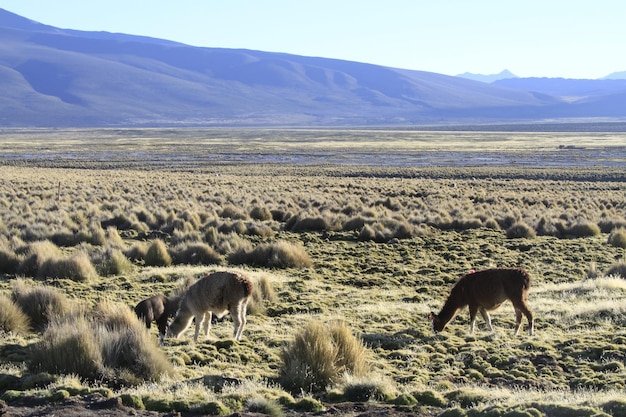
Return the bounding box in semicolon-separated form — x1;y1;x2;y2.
429;312;445;333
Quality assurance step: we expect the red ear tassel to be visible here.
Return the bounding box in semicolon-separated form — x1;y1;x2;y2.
469;269;476;274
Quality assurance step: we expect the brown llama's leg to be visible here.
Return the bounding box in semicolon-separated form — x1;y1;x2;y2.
512;299;534;336
514;308;523;335
468;305;479;334
479;308;494;332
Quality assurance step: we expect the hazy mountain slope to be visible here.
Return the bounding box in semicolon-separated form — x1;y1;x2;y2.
493;77;626;101
602;71;626;80
1;8;625;126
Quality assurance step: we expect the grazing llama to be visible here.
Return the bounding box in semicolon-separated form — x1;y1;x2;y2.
134;294;180;345
429;268;534;335
167;271;253;342
134;277;193;345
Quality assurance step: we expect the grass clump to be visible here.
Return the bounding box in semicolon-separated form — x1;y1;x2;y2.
279;320;369;393
608;228;626;249
412;389;447;407
506;222;536;239
94;247;133;276
246;397;284;417
0;295;30;334
11;280;74;331
287;216;331;232
30;315;103;379
248;273;278;315
605;262;626;279
144;239;172;267
565;221;601;238
29;302;173;385
171;242;222;265
0;246;20;274
229;240;313;268
39;251;99;282
17;240;63;277
341;374;396;402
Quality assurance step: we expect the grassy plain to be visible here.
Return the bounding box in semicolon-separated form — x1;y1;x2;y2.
0;128;626;416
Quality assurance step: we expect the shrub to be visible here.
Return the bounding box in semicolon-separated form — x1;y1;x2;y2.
439;407;467;417
30;303;173;384
38;252;98;282
603;400;626;417
412;389;447;407
246;223;276;238
171;242;222;265
246;397;283;417
144;239;172;267
279;320;369;392
229;240;313;268
11;280;74;331
341;376;395;402
446;388;487;408
606;262;626;279
288;216;331;232
0;247;20;274
220;205;247;220
30;315;103;379
598;218;626;233
506;222;536;239
125;242;148;262
608;228;626;249
104;226;126;248
96;248;133;276
249;206;273;221
343;216;368;232
291;397;324;412
17;240;62;277
566;221;601;238
0;295;30;334
248;274;277;315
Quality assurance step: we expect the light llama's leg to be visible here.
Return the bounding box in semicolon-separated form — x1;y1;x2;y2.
230;301;249;340
230;303;243;340
479;308;493;332
203;312;213;339
194;313;206;342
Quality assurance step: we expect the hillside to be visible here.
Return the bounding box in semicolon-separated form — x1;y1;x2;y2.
1;8;626;127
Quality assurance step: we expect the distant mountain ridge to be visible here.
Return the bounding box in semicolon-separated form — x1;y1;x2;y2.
1;8;626;127
603;71;626;80
456;70;518;83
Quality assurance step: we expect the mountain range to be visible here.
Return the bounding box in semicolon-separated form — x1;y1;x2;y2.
1;8;626;127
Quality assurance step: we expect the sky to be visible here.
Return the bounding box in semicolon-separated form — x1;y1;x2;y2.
2;0;625;79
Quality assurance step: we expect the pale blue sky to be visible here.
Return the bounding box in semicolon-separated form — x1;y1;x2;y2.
2;0;624;79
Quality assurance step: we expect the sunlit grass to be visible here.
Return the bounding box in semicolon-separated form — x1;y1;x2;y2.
0;130;625;415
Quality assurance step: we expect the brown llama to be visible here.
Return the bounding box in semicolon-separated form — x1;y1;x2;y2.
167;271;253;342
134;277;193;345
429;268;534;335
134;294;180;345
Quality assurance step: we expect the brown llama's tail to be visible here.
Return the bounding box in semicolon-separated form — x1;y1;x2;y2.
518;268;531;289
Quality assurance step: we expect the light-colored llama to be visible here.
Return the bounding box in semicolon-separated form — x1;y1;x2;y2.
167;271;253;342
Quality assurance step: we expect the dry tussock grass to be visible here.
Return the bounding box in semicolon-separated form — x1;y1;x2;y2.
0;158;625;415
0;294;30;334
